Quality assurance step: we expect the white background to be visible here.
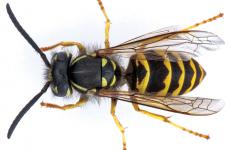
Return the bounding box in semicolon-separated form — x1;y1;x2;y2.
0;0;230;150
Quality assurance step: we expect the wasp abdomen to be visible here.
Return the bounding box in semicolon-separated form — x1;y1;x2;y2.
126;54;206;96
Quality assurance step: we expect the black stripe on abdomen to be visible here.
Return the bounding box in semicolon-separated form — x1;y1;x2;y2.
146;60;168;92
179;60;194;95
168;61;182;94
136;61;147;84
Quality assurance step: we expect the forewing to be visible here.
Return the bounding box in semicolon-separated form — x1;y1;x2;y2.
120;26;180;45
98;90;224;116
97;30;224;61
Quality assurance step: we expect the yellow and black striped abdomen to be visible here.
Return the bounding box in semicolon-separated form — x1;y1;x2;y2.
126;54;206;96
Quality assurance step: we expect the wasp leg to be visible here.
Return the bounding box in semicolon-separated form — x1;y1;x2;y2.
40;41;86;54
111;98;127;150
40;96;88;110
182;13;223;31
132;103;209;139
97;0;111;48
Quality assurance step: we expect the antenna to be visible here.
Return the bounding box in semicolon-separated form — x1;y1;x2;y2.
6;3;51;138
7;82;51;139
6;3;51;68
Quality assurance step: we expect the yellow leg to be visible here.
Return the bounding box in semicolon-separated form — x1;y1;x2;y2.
132;103;209;139
111;99;127;150
40;41;86;54
97;0;111;48
182;13;224;31
41;96;88;110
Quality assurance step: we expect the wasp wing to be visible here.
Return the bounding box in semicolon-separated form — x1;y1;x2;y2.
120;25;180;44
97;29;224;61
98;90;224;116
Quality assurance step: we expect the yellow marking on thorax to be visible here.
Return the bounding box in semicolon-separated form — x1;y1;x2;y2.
102;58;108;67
184;59;197;94
136;54;150;94
102;77;108;87
70;81;87;92
71;55;87;65
110;76;116;86
111;60;116;70
156;59;172;96
172;55;185;96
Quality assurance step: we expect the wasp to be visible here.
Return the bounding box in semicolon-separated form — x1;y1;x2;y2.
6;0;224;149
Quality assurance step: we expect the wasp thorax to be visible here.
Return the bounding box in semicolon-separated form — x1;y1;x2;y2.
51;52;73;97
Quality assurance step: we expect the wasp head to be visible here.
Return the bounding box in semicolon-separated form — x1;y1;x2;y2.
50;52;73;97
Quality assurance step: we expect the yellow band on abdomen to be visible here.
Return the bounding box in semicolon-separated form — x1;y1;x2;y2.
136;54;150;94
172;59;185;96
184;59;197;94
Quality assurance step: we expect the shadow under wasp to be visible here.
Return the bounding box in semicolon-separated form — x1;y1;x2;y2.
6;0;224;149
